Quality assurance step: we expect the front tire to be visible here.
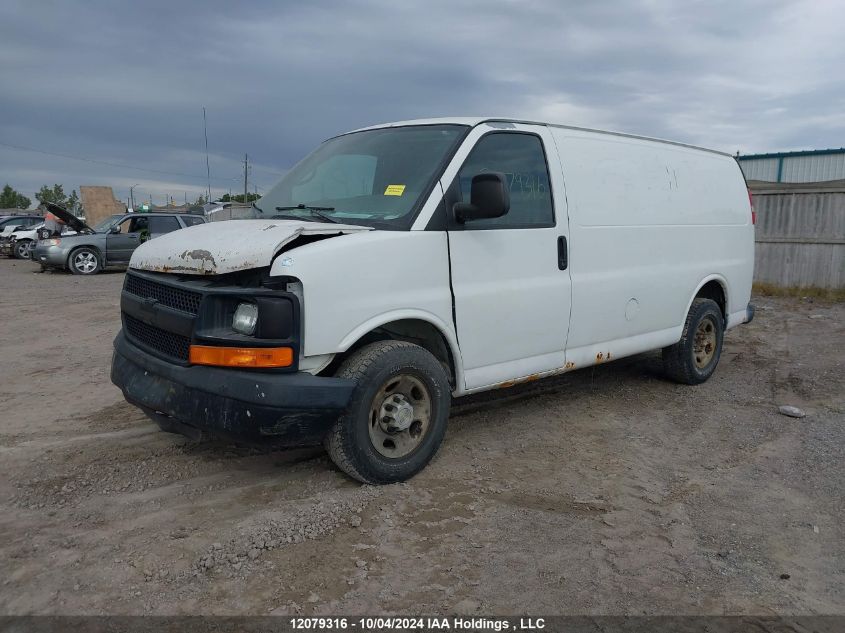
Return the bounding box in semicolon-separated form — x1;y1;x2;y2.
14;239;34;260
324;340;451;484
68;247;102;275
662;298;724;384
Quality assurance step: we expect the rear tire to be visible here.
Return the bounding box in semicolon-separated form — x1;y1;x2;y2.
324;340;450;484
662;298;724;384
68;247;102;275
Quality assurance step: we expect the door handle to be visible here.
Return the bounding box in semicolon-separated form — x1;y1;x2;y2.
557;236;568;270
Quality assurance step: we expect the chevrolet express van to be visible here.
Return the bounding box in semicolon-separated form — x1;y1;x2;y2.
111;118;755;484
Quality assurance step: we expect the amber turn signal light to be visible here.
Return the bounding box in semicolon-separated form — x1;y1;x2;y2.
189;345;293;368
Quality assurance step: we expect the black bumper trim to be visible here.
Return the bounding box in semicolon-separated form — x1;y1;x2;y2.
745;303;755;324
111;331;355;446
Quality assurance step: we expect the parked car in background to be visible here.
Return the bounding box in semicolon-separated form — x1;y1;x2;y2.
2;223;45;258
1;224;39;258
0;215;42;238
34;206;205;275
2;223;78;259
0;216;44;258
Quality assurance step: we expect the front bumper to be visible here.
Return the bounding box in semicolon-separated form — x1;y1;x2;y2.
0;240;12;257
111;331;355;446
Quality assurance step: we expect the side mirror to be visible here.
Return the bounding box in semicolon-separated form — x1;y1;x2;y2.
453;172;510;223
109;225;121;234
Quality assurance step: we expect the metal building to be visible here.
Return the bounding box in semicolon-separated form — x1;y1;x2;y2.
737;148;845;183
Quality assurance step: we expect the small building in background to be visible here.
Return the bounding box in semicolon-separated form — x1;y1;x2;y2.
737;148;845;184
80;186;125;228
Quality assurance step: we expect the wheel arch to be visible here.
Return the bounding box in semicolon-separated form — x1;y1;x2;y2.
684;275;729;325
332;311;463;391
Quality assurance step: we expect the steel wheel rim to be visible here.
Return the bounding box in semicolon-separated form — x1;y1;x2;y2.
368;374;432;458
74;251;97;273
693;317;717;368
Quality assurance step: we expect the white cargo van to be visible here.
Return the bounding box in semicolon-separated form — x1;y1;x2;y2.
112;118;755;484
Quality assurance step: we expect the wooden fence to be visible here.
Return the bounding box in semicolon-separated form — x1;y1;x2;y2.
752;182;845;289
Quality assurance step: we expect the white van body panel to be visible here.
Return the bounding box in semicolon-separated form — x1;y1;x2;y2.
268;230;465;390
549;127;753;369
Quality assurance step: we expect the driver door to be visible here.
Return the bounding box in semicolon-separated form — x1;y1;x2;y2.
106;216;148;264
444;123;572;391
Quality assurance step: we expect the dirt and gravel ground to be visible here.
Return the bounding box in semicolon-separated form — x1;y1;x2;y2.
0;257;843;616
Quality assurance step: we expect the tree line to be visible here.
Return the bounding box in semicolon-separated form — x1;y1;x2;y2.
1;183;82;214
1;183;261;214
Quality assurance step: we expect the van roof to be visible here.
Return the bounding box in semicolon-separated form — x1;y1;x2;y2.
347;117;730;157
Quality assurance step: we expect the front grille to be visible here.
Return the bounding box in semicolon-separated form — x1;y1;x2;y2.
124;313;191;362
125;273;202;315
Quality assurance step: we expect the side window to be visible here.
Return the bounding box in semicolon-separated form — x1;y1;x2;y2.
129;216;150;233
456;133;554;229
181;215;204;226
149;216;181;233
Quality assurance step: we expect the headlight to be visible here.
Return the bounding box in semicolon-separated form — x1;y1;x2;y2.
48;238;61;245
232;302;258;335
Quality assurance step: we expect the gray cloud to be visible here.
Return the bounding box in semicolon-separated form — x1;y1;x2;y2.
1;0;843;206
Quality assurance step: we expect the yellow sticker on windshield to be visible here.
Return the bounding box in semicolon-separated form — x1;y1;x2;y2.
384;184;406;196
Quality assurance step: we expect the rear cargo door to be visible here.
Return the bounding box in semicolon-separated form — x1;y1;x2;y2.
444;123;572;391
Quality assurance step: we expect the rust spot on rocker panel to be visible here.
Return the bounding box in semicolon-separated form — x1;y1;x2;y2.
497;373;541;390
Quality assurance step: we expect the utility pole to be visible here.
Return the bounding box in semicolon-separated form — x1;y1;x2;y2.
129;183;139;211
243;154;249;204
203;107;211;203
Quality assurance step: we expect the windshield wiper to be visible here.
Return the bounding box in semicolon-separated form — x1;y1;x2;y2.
275;204;339;224
272;214;318;222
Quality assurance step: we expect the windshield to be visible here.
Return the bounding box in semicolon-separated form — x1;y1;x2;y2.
0;217;29;228
255;124;467;228
93;214;125;233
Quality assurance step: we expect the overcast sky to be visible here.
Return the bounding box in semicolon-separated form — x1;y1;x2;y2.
2;0;844;207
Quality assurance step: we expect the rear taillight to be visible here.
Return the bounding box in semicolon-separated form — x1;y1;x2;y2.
748;188;756;225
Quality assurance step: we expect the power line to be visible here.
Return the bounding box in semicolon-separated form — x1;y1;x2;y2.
0;140;241;182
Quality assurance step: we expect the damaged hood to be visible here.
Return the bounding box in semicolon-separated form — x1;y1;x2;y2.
129;219;372;275
44;202;92;234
